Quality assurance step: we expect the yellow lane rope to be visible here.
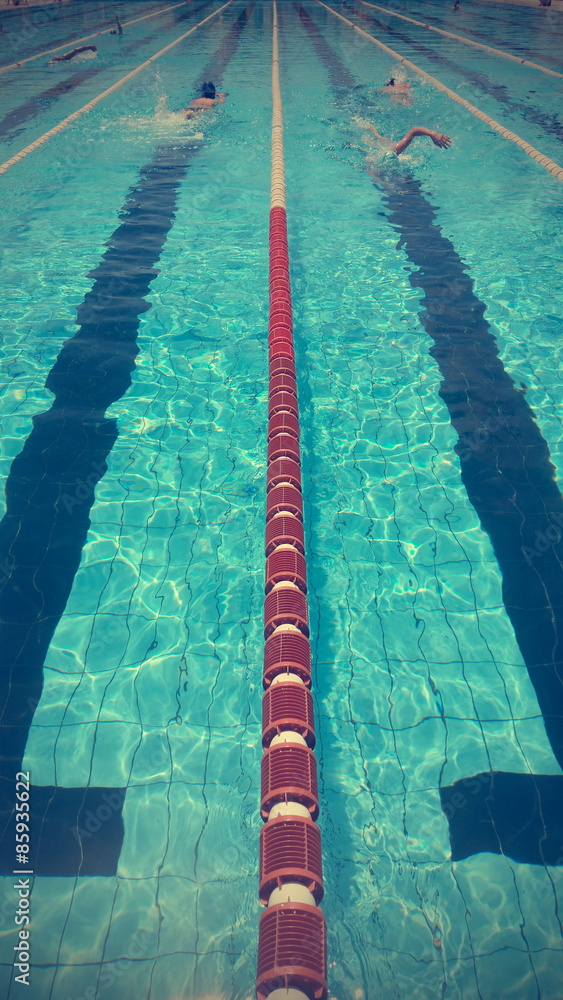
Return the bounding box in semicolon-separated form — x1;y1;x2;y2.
271;0;286;209
0;0;198;75
357;0;563;79
0;1;233;178
317;0;563;181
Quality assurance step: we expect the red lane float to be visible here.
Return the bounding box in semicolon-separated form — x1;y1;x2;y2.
268;412;300;441
269;390;299;418
264;583;309;637
263;630;312;687
256;905;327;1000
265;547;307;593
260;743;319;820
265;513;305;556
266;484;303;520
267;435;301;467
262;682;316;748
270;357;296;379
256;5;327;997
267;457;302;491
259;814;323;902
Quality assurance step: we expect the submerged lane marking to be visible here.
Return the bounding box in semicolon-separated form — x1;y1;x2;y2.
351;4;563;146
0;5;252;877
357;0;563;79
299;0;563;867
0;0;199;75
0;1;213;140
317;0;563;181
0;0;233;177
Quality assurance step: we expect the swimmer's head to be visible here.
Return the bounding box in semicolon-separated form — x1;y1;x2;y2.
385;78;395;87
201;81;216;99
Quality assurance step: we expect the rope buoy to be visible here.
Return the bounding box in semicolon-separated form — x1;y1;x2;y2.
255;4;327;998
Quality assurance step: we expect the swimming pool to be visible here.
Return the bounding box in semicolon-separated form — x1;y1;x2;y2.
0;0;562;997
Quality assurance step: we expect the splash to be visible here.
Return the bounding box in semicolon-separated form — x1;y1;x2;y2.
109;93;206;143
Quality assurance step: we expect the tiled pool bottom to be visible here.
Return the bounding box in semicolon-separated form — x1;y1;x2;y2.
1;0;563;997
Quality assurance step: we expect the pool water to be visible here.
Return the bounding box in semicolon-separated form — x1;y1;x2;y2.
0;1;562;998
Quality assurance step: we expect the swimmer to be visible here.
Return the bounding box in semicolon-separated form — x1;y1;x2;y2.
110;14;123;34
363;122;452;155
379;77;413;106
183;81;228;119
453;1;460;10
51;45;97;63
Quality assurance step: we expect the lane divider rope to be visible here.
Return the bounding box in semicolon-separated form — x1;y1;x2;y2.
357;0;563;79
0;0;198;74
317;0;563;181
255;2;327;998
0;1;233;178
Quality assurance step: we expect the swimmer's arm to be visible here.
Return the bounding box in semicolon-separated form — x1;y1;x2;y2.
53;48;80;61
364;123;386;140
54;45;97;61
392;127;452;155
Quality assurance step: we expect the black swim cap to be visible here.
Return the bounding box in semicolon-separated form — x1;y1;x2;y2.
385;77;395;86
201;81;216;98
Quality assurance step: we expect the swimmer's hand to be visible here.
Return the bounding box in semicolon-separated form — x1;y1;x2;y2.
364;122;384;140
353;116;378;136
429;131;452;148
392;126;452;155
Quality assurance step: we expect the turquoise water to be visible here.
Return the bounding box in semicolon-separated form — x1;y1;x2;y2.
0;1;562;998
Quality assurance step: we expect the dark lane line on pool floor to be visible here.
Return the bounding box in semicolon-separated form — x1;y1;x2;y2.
0;0;170;66
299;1;563;868
0;1;214;142
381;174;563;867
442;1;563;37
0;4;251;879
457;0;563;33
274;0;364;920
348;5;563;145
400;2;563;69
